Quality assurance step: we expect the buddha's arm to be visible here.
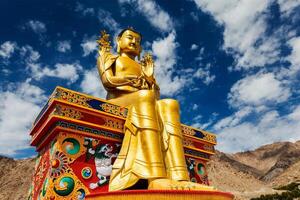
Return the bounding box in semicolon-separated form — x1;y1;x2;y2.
103;68;139;87
97;54;141;89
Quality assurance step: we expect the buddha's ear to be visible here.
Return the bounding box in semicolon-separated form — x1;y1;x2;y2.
138;46;142;60
116;37;121;54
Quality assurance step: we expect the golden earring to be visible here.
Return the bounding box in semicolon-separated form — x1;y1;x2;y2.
117;45;120;54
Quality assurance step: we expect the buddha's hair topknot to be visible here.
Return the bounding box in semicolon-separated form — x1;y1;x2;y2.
118;27;142;41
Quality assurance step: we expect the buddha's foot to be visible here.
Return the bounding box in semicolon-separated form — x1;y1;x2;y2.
148;179;216;191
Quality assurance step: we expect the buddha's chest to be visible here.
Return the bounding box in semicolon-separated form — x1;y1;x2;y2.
115;57;142;76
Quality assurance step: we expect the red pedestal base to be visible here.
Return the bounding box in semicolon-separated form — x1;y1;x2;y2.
86;190;234;200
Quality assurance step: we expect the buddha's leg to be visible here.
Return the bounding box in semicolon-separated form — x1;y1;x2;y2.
148;99;216;191
108;90;166;191
156;99;189;181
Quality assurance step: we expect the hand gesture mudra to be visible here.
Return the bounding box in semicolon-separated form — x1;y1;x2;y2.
140;53;154;78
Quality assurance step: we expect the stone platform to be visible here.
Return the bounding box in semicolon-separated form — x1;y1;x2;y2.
27;86;227;200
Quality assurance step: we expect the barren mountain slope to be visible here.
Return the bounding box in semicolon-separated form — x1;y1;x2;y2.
0;156;35;200
270;159;300;187
207;151;275;200
231;141;300;182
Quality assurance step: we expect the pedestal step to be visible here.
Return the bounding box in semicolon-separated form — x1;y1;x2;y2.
86;190;234;200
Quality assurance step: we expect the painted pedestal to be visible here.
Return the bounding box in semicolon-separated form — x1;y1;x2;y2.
28;86;233;200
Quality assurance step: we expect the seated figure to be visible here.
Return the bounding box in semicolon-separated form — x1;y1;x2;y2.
97;28;214;191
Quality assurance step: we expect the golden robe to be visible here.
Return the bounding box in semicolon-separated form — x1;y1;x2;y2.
97;52;189;191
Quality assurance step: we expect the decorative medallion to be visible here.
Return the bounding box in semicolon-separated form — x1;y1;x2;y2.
81;167;92;179
77;189;85;200
53;176;75;196
197;163;205;175
62;138;80;155
50;151;68;177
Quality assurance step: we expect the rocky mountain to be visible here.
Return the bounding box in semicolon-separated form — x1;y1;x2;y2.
208;140;300;199
0;140;299;200
0;156;35;200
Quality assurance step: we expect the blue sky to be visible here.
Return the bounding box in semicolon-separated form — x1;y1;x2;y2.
1;0;300;159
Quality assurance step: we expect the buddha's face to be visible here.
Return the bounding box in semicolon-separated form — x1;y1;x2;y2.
117;30;141;57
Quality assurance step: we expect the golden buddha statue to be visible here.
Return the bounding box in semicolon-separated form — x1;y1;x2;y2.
97;28;214;191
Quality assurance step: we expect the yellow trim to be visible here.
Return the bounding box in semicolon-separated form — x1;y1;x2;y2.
53;99;125;120
53;115;124;134
31;113;55;142
183;145;215;155
32;114;123;145
184;134;217;145
53;86;126;107
57;127;122;142
184;154;210;161
52;99;126;120
181;124;216;137
36;128;56;151
36;126;123;151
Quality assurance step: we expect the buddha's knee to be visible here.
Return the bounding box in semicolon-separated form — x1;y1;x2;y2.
157;99;180;113
136;90;156;102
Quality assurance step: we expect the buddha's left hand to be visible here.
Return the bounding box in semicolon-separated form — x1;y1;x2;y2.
141;53;154;78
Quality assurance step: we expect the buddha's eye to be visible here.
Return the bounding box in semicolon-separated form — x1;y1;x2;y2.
126;35;133;40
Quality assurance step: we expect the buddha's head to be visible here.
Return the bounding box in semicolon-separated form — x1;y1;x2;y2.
117;28;142;59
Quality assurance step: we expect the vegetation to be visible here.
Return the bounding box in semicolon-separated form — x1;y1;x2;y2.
251;181;300;200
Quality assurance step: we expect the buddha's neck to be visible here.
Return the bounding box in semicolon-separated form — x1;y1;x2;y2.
120;52;136;60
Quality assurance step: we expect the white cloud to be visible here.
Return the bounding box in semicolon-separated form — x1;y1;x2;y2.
80;68;107;98
75;2;95;16
288;105;300;121
0;81;46;156
192;121;213;130
26;20;47;34
195;47;205;61
278;0;300;16
191;113;216;130
194;64;215;85
39;63;83;84
214;106;252;130
216;108;300;153
81;36;98;57
0;41;17;59
192;104;199;110
118;0;174;33
213;70;296;152
193;0;281;70
152;31;177;69
228;73;291;108
57;40;71;53
151;31;189;95
151;32;215;95
27;61;82;84
17;44;81;84
98;9;121;34
20;45;40;63
283;36;300;77
190;44;199;51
